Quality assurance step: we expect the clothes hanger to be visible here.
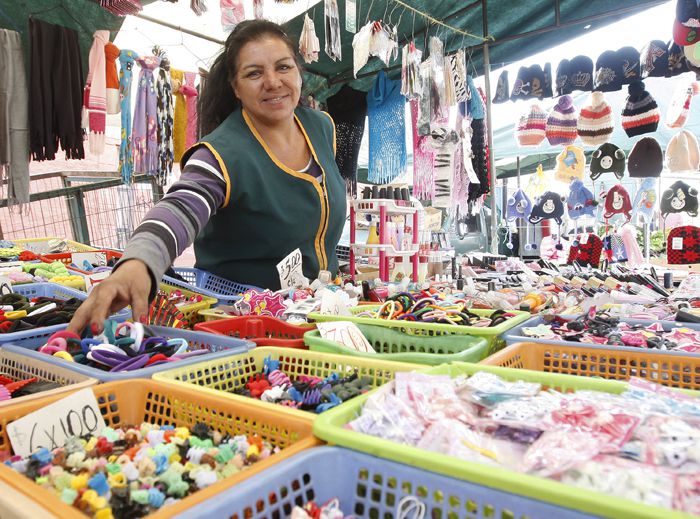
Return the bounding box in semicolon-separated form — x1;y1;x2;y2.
29;3;93;36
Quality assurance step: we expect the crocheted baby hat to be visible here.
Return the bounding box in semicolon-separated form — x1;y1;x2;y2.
666;130;700;173
628;137;663;178
515;103;547;147
660;180;699;218
590;143;626;181
603;184;633;222
621;80;660;137
506;189;533;222
567;179;597;219
577;91;613;147
545;95;578;146
554;144;585;183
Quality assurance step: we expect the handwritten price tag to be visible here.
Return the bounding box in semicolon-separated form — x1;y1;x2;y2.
7;388;106;458
276;248;306;289
317;321;375;353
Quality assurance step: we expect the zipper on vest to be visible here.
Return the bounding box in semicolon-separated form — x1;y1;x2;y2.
315;169;330;271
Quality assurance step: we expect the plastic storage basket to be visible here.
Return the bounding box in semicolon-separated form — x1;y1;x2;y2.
184;446;595;519
158;282;217;325
304;323;488;365
0;379;318;519
2;326;252;382
162;267;258;305
309;307;530;355
482;341;700;390
194;315;315;348
0;283;129;346
153;346;421;422
505;316;700;358
12;237;97;253
40;250;122;275
0;348;96;408
313;362;693;519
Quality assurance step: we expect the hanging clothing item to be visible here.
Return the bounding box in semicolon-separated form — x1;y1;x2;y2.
156;57;174;186
326;85;367;196
118;49;138;184
0;29;30;207
324;0;342;61
83;30;110;155
299;13;320;64
197;67;208;138
352;21;373;77
220;0;245;32
450;50;468;103
171;69;187;163
469;89;490;201
94;0;142;16
132;55;161;175
190;0;208;15
105;42;121;114
29;18;84;161
427;126;459;208
253;0;263;18
183;72;199;149
452;115;474;218
367;71;406;184
400;41;422;99
428;37;448;127
410;100;435;202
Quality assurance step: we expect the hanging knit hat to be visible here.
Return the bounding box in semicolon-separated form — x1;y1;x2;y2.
640;40;669;78
577;91;613;146
668;42;691;77
666;129;700;172
621;80;660;137
594;50;623;92
492;70;509;103
367;71;407;184
666;81;700;127
515;103;547;146
554;144;585;183
602;184;633;222
660;180;699;218
628;136;663;177
543;62;554;98
506;189;533;222
545;95;578;146
555;59;572;96
568;55;594;92
529;191;566;225
590;143;626;181
511;64;547;100
567;179;597;219
618;46;641;84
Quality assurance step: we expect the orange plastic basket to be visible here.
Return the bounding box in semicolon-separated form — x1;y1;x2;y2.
0;380;317;519
194;315;315;348
481;341;700;390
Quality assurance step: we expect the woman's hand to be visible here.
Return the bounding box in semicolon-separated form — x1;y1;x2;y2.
68;259;152;335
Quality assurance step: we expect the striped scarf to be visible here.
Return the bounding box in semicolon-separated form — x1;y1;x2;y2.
156;58;174;186
133;55;161;176
118;49;139;184
83;30;109;155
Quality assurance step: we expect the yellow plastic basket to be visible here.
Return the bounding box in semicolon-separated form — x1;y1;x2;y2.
0;349;97;408
12;237;97;253
154;346;422;422
159;282;217;325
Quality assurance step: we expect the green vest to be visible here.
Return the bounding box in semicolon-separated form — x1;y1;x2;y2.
183;107;347;290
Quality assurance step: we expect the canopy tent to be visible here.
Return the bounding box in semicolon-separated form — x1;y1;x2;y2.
282;0;667;102
493;74;700;179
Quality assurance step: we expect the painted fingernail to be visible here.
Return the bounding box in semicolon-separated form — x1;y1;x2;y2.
139;315;148;324
91;323;102;335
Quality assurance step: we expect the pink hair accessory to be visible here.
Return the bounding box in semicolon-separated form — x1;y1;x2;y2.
39;337;68;355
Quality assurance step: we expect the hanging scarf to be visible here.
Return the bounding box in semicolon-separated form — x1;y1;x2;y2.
367;71;406;184
326;85;367;196
133;55;161;175
118;49;138;183
183;71;199;148
221;0;245;32
171;69;187;162
105;42;121;115
324;0;342;61
156;57;174;186
410;99;434;201
83;30;109;155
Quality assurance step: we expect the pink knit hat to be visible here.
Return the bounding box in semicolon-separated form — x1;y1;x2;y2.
577;91;613;146
515;103;547;147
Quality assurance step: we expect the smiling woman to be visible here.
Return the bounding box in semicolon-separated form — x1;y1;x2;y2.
68;20;347;335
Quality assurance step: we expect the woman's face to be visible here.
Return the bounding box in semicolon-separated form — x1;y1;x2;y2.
232;36;302;126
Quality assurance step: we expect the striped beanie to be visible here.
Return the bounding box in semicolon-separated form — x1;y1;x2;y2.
515;103;547;147
577;91;613;146
545;95;578;146
621;80;660;137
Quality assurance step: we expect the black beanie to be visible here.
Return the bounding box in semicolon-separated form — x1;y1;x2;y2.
628;137;664;178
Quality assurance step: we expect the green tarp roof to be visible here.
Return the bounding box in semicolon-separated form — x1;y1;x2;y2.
283;0;666;102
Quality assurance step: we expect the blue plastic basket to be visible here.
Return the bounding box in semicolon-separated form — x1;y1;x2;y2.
505;316;700;358
177;446;595;519
0;283;129;347
2;326;254;382
162;267;259;305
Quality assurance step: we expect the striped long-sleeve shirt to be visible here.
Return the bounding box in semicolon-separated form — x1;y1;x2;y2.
117;146;323;294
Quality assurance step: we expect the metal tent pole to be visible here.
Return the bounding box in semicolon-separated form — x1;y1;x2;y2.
481;0;497;254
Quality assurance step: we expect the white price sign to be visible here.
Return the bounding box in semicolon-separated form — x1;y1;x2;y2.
7;388;106;458
276;248;306;289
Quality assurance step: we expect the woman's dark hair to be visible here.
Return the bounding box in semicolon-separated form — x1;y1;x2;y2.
198;20;301;136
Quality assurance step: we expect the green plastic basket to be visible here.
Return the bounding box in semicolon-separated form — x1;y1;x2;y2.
313;362;695;519
308;307;530;355
303;323;488;365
